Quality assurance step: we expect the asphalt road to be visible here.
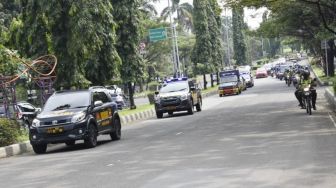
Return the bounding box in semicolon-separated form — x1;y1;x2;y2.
1;76;336;188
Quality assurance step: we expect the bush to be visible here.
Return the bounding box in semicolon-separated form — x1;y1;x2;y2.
148;81;160;91
0;118;21;147
147;93;155;105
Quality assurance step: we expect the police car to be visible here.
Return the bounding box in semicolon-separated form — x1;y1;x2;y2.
154;77;202;118
29;87;121;154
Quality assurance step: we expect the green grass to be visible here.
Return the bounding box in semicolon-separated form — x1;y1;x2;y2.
202;86;218;93
311;64;334;83
119;104;154;116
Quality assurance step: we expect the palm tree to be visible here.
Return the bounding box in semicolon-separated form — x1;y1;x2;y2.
160;0;193;31
140;0;160;18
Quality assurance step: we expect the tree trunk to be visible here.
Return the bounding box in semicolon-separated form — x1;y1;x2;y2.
327;39;335;77
128;82;136;109
210;73;214;87
203;74;207;90
216;72;220;85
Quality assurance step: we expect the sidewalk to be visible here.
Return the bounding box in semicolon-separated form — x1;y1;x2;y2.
310;64;336;112
0;89;219;158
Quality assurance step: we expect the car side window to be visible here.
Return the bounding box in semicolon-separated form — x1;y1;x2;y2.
99;92;110;103
93;91;110;103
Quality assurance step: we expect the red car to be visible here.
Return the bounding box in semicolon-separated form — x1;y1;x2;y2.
256;68;268;79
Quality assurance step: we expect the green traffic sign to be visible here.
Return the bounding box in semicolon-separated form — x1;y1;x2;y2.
149;28;167;42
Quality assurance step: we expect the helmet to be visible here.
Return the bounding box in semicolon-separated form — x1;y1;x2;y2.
302;70;310;80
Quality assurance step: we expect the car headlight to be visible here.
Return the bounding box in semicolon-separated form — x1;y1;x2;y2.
31;119;40;128
180;94;188;100
303;87;310;92
71;112;86;123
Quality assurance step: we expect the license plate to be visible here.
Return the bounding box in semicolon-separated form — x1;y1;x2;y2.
47;127;64;134
165;106;176;110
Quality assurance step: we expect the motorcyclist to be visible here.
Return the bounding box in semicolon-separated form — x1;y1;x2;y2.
294;70;317;110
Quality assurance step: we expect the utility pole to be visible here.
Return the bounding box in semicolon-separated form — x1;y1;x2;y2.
168;0;180;77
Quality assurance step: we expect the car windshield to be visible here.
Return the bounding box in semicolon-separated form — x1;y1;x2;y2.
160;82;189;93
220;75;238;83
242;74;250;79
43;91;91;112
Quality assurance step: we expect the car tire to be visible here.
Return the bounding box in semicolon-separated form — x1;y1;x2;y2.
65;140;76;146
219;94;223;97
84;124;97;148
188;101;194;115
168;111;173;116
156;112;163;119
110;118;121;141
32;144;47;154
196;98;202;112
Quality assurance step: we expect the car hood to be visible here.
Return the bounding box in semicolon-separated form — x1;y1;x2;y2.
159;91;188;98
37;107;86;120
219;82;237;87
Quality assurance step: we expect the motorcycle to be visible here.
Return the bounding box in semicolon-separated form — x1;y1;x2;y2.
301;85;313;115
292;74;300;87
286;75;292;87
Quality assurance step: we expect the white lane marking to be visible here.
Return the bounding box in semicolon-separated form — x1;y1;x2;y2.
106;164;114;167
328;112;336;128
176;132;183;135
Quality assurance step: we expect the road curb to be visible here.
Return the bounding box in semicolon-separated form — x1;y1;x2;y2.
0;89;218;159
0;141;32;158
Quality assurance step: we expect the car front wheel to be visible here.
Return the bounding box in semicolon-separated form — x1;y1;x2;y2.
32;143;47;154
84;124;97;148
110;118;121;141
156;112;163;119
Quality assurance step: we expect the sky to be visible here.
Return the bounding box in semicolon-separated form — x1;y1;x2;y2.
153;0;266;30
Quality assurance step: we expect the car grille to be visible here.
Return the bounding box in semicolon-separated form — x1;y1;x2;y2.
41;119;71;126
161;96;181;107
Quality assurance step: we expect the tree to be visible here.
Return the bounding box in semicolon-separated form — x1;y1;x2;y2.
10;0;121;88
192;0;212;89
232;6;247;65
112;0;144;109
161;0;194;31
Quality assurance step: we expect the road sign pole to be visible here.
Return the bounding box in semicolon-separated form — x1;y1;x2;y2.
168;0;180;77
174;25;181;77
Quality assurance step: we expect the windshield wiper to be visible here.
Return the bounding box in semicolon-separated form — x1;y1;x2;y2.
169;88;187;92
52;104;71;111
71;106;87;109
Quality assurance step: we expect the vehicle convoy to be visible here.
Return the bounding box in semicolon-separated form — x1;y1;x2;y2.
154;77;202;118
218;70;244;96
29;87;121;154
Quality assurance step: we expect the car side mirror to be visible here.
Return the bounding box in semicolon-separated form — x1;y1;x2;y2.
35;108;42;113
154;91;159;95
94;101;103;107
190;86;196;91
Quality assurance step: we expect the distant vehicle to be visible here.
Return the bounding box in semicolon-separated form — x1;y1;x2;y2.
29;87;121;154
218;70;244;96
275;65;288;80
240;71;254;87
16;102;41;128
0;105;5;118
105;85;123;95
256;68;268;79
154;77;202;118
110;93;125;110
